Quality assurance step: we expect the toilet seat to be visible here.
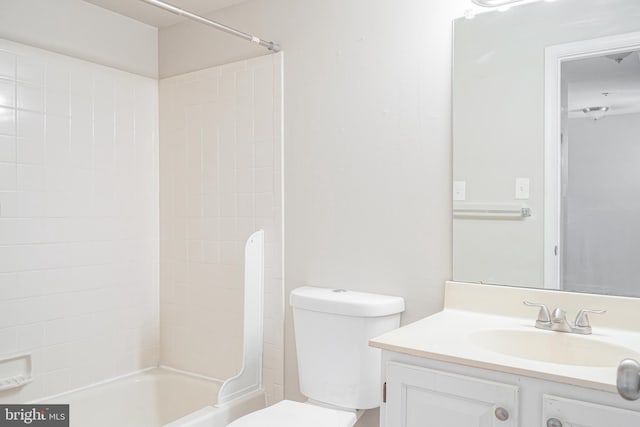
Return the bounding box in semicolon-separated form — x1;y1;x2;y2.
226;400;357;427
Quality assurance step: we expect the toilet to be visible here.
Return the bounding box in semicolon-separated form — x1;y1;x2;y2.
227;286;405;427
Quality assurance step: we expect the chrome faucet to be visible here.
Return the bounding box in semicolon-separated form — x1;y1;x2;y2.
523;301;606;335
550;308;574;333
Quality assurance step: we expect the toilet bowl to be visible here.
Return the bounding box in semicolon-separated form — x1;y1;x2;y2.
226;287;404;427
227;400;357;427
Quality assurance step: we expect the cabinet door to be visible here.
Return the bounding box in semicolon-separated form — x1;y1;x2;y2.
385;362;519;427
543;395;640;427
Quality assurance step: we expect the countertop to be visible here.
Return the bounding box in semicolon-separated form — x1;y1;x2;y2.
369;282;640;393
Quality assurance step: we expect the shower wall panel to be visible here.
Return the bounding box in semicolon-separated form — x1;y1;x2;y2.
159;53;283;403
0;39;159;403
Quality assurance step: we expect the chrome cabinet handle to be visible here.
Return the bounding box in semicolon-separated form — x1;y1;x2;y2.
494;407;509;421
547;418;563;427
617;359;640;401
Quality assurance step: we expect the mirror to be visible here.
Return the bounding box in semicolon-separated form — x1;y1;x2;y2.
452;0;640;296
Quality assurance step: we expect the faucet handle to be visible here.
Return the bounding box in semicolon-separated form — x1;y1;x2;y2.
523;301;551;325
574;308;607;328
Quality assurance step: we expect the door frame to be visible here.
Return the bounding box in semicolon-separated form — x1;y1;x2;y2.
543;31;640;289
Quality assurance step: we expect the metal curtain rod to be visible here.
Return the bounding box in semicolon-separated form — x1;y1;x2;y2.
139;0;281;52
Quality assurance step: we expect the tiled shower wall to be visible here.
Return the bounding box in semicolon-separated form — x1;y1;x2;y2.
0;39;159;402
159;54;283;403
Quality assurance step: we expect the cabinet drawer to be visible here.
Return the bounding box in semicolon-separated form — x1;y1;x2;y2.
543;394;640;427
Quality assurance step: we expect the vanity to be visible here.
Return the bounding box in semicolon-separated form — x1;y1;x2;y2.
370;282;640;427
378;1;640;424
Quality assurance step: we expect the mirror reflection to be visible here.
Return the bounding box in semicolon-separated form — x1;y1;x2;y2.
452;0;640;296
561;50;640;296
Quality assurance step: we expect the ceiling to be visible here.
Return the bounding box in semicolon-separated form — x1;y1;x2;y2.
564;50;640;118
84;0;248;28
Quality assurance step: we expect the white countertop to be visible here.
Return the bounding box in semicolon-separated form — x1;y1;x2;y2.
369;282;640;393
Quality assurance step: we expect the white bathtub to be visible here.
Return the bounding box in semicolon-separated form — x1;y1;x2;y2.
44;368;265;427
35;232;267;426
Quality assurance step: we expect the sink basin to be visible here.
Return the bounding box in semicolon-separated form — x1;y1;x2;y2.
469;329;640;367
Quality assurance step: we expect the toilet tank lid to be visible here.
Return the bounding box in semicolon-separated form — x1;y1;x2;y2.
290;286;405;317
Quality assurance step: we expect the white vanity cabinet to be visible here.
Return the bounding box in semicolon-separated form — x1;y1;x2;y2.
380;351;640;427
386;361;519;427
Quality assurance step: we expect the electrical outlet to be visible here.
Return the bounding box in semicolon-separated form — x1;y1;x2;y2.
453;181;466;201
515;178;530;200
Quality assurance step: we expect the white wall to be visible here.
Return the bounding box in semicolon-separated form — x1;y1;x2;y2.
0;0;477;420
564;114;640;296
159;1;470;425
158;54;284;403
452;0;640;288
0;39;158;402
0;0;158;78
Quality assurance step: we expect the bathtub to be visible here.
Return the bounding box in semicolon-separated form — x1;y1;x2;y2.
35;231;267;426
43;368;265;427
38;231;267;426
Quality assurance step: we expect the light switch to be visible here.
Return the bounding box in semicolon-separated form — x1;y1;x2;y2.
515;178;530;200
453;181;466;201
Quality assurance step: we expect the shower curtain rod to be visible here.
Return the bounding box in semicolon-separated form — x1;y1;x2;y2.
139;0;281;52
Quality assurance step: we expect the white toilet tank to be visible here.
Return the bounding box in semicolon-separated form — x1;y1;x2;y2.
290;287;404;410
